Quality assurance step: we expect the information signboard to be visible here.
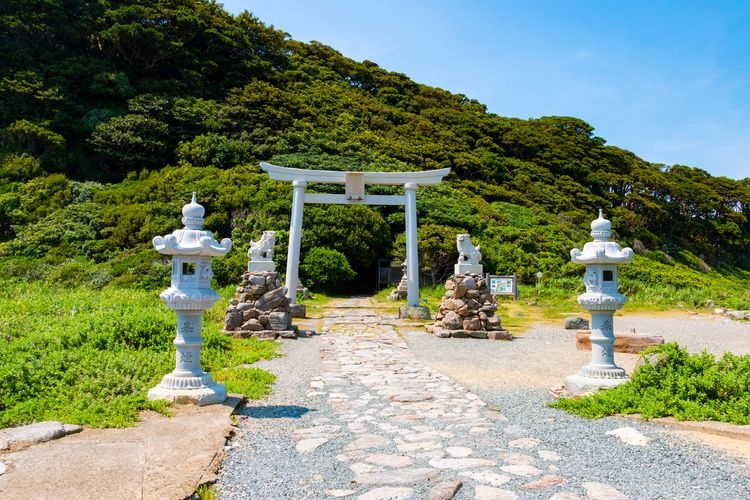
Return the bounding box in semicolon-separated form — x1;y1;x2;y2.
488;274;518;300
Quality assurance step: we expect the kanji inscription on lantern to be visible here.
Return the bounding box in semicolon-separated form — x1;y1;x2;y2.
182;320;194;336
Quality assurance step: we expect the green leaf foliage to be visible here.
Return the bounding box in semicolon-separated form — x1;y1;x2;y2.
300;247;356;292
551;343;750;425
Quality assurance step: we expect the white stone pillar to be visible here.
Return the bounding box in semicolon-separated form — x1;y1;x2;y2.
171;310;205;377
404;183;419;306
586;312;621;374
285;179;307;303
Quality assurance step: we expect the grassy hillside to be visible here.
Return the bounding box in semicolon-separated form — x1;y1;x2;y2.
0;0;748;307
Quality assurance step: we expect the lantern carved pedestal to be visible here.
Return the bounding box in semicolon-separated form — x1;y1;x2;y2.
564;210;634;395
148;193;232;406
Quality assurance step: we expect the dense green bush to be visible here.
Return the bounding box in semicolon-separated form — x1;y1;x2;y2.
551;343;750;424
300;247;356;292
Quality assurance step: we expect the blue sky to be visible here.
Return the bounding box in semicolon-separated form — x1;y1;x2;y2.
222;1;750;180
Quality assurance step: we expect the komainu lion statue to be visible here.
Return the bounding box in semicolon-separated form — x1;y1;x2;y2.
248;231;275;262
456;234;481;265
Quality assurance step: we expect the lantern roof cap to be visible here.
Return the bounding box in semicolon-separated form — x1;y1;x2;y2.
570;210;633;265
182;192;205;227
153;193;232;257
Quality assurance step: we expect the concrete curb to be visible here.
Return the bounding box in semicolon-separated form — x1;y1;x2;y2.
622;414;750;442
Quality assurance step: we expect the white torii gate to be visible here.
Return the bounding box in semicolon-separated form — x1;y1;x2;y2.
260;162;451;307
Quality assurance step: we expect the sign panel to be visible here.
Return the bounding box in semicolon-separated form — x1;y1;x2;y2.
488;274;518;300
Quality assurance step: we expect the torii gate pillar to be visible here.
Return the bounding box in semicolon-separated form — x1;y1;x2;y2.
260;163;450;316
285;179;307;307
404;183;419;305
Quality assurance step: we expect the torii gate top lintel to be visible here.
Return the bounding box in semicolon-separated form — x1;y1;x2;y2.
260;162;451;187
259;162;450;308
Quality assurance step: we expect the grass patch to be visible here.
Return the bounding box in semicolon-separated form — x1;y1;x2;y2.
550;343;750;425
214;366;276;399
0;279;278;428
195;483;217;500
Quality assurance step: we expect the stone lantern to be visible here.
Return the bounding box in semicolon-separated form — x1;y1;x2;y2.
565;210;634;395
149;192;233;405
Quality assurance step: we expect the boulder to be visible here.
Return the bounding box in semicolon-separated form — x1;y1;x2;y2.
249;275;266;286
269;311;290;330
443;298;465;311
242;308;260;321
240;319;263;331
485;316;502;330
564;317;590;330
442;311;463;330
224;310;242;330
463;317;481;330
462;276;477;289
488;330;512;340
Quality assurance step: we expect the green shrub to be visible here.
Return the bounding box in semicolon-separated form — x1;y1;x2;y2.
300;247;356;292
0;153;43;181
551;342;750;424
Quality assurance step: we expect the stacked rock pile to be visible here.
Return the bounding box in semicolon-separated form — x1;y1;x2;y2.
426;273;511;340
223;271;297;339
388;271;408;301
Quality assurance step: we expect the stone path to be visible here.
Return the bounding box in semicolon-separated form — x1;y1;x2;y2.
219;298;643;499
308;302;585;499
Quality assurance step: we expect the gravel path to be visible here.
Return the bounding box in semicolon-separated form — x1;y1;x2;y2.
217;300;750;499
